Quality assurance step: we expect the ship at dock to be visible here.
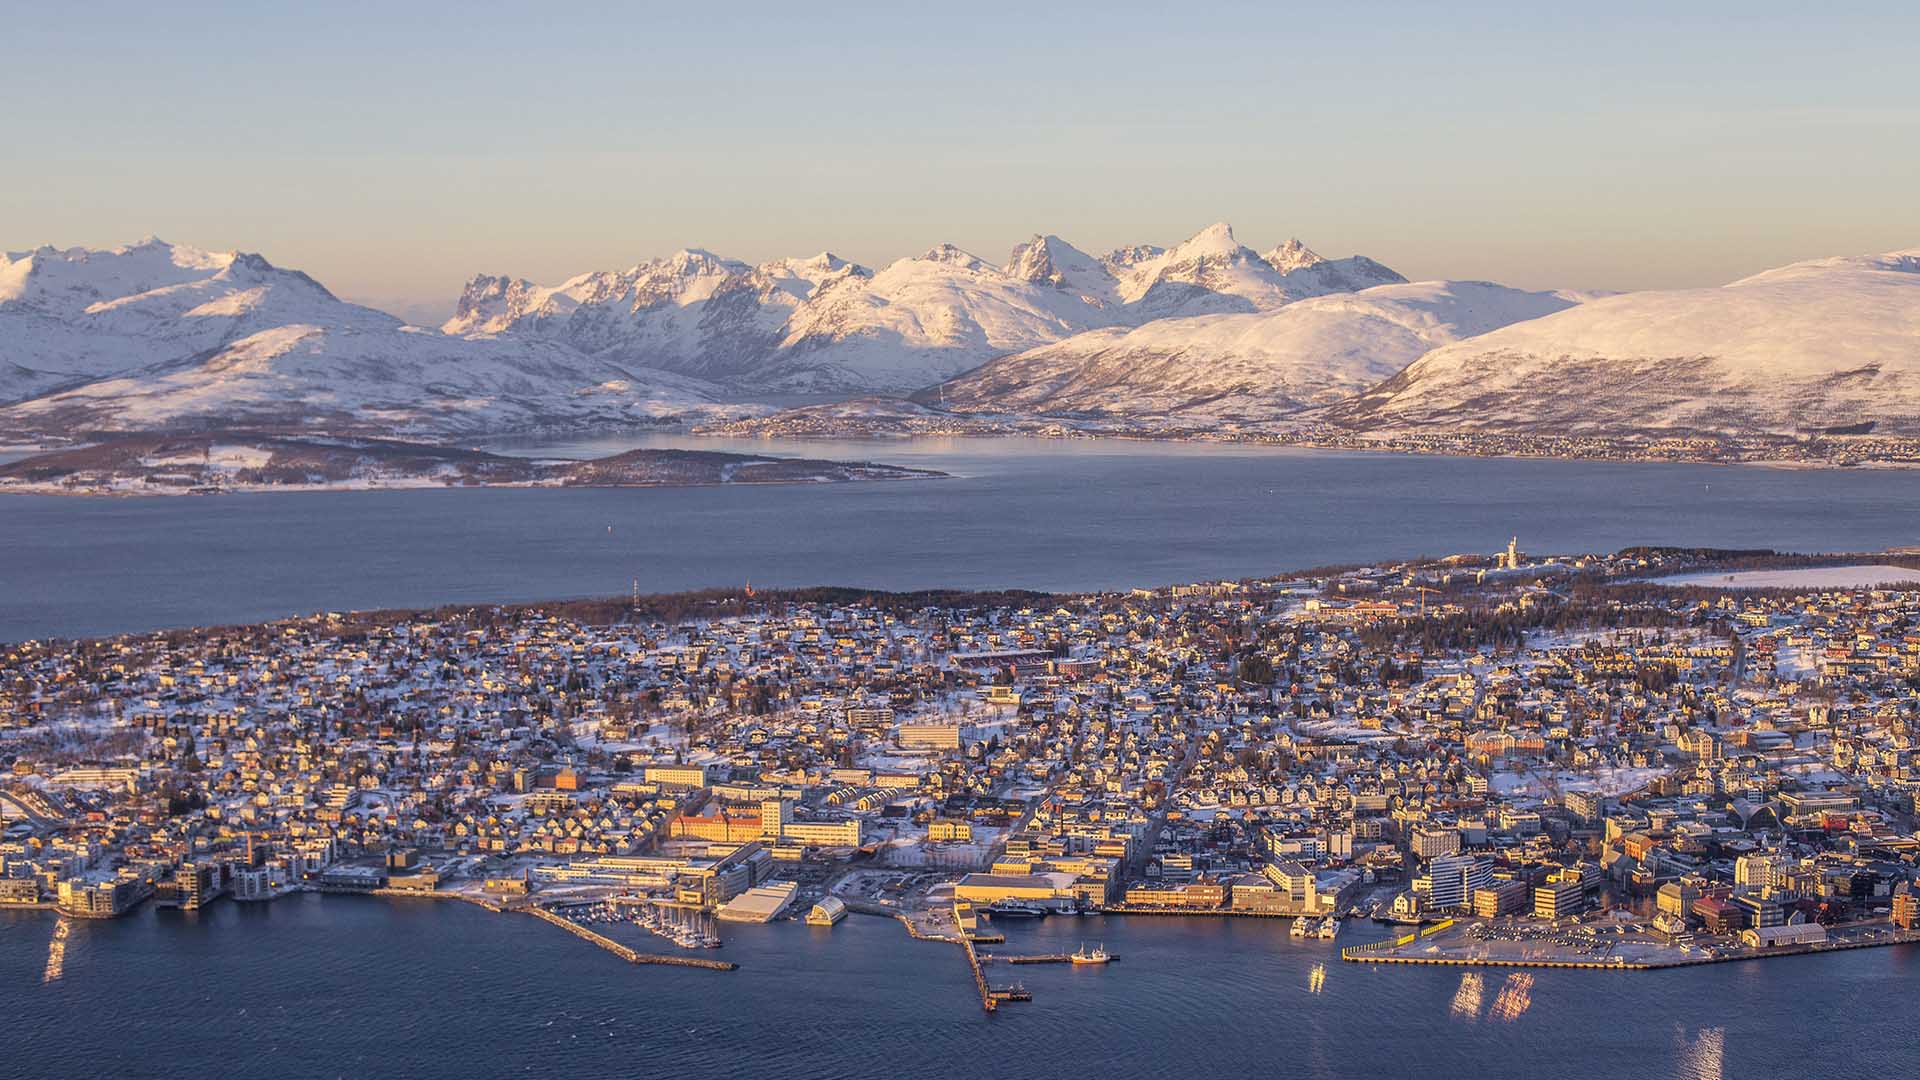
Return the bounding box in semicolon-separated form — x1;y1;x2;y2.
1070;943;1111;965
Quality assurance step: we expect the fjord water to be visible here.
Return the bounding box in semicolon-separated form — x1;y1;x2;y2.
7;435;1920;642
5;897;1915;1078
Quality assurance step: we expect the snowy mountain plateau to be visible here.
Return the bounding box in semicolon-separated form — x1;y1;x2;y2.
1321;250;1920;439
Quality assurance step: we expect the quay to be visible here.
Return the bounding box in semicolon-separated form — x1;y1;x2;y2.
525;904;736;971
1104;905;1300;919
836;897;1001;1012
982;953;1122;965
962;936;998;1013
370;888;505;913
1342;928;1920;971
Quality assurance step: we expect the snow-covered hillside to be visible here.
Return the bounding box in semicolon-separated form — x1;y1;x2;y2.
0;238;729;438
0;238;356;403
441;223;1402;393
2;323;727;438
922;281;1581;424
1324;250;1920;437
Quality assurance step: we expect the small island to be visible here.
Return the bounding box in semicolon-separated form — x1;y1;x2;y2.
0;431;945;496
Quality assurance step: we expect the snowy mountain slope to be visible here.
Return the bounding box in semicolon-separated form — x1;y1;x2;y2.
1323;249;1920;437
440;248;860;385
767;243;1134;392
0;239;730;438
0;322;725;438
919;280;1582;423
0;238;362;403
442;224;1402;393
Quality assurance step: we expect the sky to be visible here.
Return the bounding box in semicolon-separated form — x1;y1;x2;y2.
3;1;1917;322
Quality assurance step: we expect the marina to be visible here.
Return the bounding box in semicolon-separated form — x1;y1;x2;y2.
524;904;735;971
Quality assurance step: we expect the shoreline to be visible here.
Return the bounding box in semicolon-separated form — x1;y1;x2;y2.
1342;927;1920;972
0;472;947;499
691;416;1919;470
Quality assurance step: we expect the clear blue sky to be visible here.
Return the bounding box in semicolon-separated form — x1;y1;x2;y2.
4;1;1916;320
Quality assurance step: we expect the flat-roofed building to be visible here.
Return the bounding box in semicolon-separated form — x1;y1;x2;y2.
953;872;1075;906
898;723;962;750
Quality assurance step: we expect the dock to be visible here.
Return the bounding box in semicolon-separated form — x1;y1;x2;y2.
1342;927;1920;971
371;888;504;913
962;936;998;1013
839;895;1010;1013
526;904;736;971
981;953;1121;965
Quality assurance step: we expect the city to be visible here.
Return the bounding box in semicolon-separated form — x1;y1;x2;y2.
7;5;1920;1075
6;544;1917;1012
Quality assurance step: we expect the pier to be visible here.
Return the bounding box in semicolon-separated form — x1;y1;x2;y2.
981;953;1121;965
962;936;998;1013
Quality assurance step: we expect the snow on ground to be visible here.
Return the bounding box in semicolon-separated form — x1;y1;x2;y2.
1490;765;1665;799
1650;566;1920;589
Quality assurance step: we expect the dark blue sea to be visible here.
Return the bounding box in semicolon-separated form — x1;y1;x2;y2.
4;435;1920;642
3;895;1914;1078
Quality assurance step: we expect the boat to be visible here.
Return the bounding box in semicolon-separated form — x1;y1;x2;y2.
988;983;1032;1002
1318;917;1341;940
1070;942;1111;965
1290;917;1310;937
984;901;1048;920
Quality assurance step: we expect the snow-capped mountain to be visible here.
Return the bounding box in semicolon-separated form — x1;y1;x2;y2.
1106;222;1405;320
918;281;1583;424
442;224;1402;393
1323;249;1920;437
442;248;866;386
0;239;728;438
767;242;1130;392
0;237;352;403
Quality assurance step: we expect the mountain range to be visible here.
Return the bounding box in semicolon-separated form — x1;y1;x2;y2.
3;229;1916;452
442;222;1404;393
0;238;725;438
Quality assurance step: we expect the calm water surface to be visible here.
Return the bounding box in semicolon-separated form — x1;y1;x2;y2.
4;897;1914;1078
5;435;1920;641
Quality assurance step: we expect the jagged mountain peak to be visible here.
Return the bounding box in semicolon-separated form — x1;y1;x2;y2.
432;224;1409;392
1264;237;1325;273
636;248;749;277
915;242;993;271
1005;233;1102;285
1168;221;1246;261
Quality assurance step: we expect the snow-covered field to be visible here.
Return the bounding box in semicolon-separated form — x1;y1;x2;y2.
1650;565;1920;589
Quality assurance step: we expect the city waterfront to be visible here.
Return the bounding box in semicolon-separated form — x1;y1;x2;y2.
9;435;1920;641
5;895;1916;1079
